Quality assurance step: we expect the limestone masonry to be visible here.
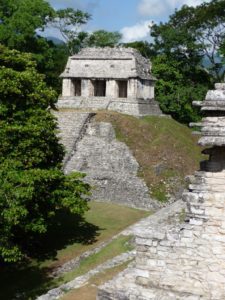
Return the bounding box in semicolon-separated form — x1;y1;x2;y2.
57;47;162;117
97;83;225;299
54;109;159;210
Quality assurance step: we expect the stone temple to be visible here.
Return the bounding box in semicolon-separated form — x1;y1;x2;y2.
97;83;225;299
57;47;162;117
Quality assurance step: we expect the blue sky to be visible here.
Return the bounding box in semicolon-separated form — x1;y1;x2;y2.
47;0;209;42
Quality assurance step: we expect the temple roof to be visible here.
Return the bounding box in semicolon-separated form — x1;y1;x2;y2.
60;47;156;80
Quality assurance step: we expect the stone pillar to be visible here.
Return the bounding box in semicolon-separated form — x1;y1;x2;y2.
106;80;117;98
149;84;155;99
136;79;143;98
128;79;137;98
62;79;73;97
140;80;155;99
81;79;91;97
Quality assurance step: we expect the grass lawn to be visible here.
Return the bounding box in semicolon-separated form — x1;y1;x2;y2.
60;235;133;284
0;201;150;300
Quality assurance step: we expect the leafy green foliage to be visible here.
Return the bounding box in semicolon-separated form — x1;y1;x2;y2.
122;41;154;58
0;0;70;92
0;46;90;263
144;1;225;122
0;0;54;51
150;0;225;80
152;54;210;123
86;30;122;48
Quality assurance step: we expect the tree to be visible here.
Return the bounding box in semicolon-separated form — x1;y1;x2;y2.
152;54;209;123
188;0;225;79
0;1;91;90
66;30;122;53
0;0;54;52
0;46;90;263
0;0;70;92
86;30;122;47
51;8;91;54
146;0;225;122
150;0;225;80
122;41;154;58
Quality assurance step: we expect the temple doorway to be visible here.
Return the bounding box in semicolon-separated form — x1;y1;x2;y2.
72;79;81;96
93;80;106;97
118;80;128;98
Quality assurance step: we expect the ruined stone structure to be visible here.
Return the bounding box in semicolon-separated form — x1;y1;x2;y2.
53;47;163;209
97;83;225;299
57;47;162;117
54;110;159;210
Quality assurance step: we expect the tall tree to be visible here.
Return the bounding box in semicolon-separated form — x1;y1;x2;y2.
152;54;209;123
150;0;225;80
146;0;225;122
0;1;91;90
0;0;54;52
0;0;69;91
0;46;90;263
51;8;91;54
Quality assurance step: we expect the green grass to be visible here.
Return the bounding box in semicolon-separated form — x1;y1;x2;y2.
61;260;131;300
150;182;168;202
0;202;150;300
95;112;204;201
59;235;133;284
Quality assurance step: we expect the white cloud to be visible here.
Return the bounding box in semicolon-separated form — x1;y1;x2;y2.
138;0;167;17
120;20;153;43
183;0;208;6
121;0;211;43
138;0;210;17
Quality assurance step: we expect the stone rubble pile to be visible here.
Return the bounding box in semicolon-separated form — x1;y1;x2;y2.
97;83;225;299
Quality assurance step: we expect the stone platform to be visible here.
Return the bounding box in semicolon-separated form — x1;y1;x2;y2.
57;96;162;117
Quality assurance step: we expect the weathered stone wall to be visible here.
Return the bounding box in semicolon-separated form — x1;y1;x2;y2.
57;96;162;117
53;110;94;164
133;182;225;299
97;200;188;300
55;110;159;210
98;173;225;299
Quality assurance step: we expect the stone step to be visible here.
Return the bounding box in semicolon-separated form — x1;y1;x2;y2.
53;111;94;162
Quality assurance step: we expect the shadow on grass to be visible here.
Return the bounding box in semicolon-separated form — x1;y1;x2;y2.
26;210;100;261
0;210;101;300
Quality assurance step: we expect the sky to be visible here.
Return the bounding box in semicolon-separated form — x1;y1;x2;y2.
47;0;210;43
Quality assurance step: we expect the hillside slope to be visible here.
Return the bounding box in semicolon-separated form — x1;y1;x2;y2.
95;112;203;202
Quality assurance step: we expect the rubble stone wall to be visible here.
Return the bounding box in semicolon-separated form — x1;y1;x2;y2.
54;110;159;210
134;185;225;299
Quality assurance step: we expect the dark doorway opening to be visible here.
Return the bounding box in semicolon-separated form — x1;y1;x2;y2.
93;80;106;97
118;80;128;98
73;79;81;96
